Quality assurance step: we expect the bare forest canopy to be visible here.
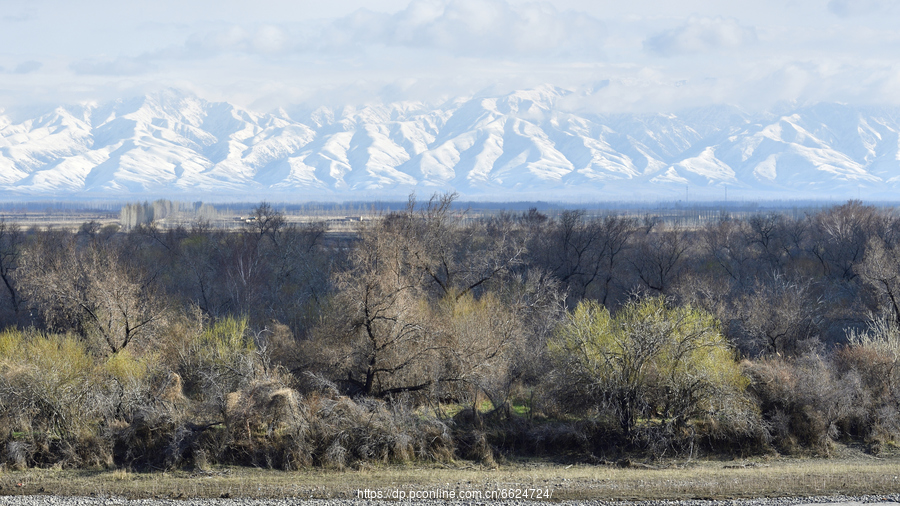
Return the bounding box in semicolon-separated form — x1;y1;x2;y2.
0;193;899;470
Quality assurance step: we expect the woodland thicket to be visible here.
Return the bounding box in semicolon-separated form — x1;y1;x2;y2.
0;196;898;469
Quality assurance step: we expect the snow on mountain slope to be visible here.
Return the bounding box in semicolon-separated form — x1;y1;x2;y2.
2;88;900;200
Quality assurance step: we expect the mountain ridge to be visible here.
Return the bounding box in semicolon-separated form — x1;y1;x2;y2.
2;87;900;201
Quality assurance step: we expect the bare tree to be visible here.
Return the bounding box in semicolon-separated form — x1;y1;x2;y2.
228;204;327;330
859;236;900;325
260;221;329;333
700;217;754;286
775;214;809;265
807;200;881;281
525;211;634;307
307;193;531;401
315;213;435;397
0;221;23;319
595;215;637;307
547;210;604;301
747;213;792;271
631;222;689;293
735;274;822;357
19;236;168;354
245;202;287;245
409;193;525;300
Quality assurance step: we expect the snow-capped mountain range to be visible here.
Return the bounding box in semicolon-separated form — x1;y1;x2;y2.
3;86;900;201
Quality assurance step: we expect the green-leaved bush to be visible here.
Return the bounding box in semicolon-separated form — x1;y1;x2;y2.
550;296;756;452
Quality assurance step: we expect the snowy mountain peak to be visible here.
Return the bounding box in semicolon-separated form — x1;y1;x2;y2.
2;88;900;200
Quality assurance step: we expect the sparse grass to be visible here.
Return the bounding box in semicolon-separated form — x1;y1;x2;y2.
1;449;898;500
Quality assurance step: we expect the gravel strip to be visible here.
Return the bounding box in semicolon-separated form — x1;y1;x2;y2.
0;495;899;506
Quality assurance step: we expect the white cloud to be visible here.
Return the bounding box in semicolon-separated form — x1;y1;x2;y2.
4;0;900;116
644;16;757;57
352;0;607;58
3;12;34;23
172;0;606;60
554;57;900;115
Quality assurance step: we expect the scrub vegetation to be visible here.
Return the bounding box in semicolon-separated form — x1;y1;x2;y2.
0;195;899;471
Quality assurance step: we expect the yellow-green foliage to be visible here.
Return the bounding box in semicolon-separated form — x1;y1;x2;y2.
551;297;749;434
174;316;258;399
0;327;21;358
0;329;99;436
104;348;153;385
198;316;255;358
0;330;94;391
174;315;255;364
441;291;521;401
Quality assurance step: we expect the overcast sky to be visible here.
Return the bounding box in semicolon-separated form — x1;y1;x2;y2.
2;0;900;114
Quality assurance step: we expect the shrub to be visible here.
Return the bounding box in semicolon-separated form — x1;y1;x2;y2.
743;353;872;452
840;314;900;441
550;296;754;451
0;329;112;467
170;315;258;403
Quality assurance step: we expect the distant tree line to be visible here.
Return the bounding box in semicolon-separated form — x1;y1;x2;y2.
0;195;898;470
119;199;219;231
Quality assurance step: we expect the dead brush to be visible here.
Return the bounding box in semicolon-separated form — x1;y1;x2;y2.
303;393;454;468
219;379;311;469
224;380;304;438
743;353;872;453
309;396;411;467
5;440;30;471
56;434;114;469
452;406;522;465
834;345;900;442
